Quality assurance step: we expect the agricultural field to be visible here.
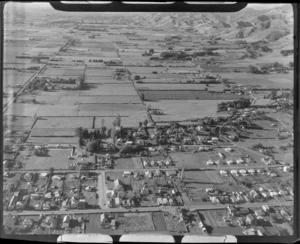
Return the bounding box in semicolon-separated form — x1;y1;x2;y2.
33;117;93;129
2;2;294;238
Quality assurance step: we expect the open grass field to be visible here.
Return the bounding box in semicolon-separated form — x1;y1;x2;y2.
79;83;138;96
42;67;85;77
221;72;293;89
146;100;225;123
18;149;72;170
30;128;76;137
33;117;93;129
5;116;34;131
36;104;79;116
3;70;35;90
6;103;39;117
85;77;131;84
27;137;79;145
78;103;145;117
139;90;242;101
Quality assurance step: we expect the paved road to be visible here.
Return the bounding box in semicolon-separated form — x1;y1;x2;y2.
97;172;107;209
3;200;293;217
5;162;282;174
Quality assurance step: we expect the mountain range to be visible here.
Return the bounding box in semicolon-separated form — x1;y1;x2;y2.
131;4;293;43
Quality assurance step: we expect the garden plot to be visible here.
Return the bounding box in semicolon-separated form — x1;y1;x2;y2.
33;117;93;129
79;84;138;96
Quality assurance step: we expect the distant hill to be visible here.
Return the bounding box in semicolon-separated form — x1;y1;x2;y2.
135;4;293;43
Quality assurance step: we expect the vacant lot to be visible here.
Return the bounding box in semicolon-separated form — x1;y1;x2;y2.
184;171;211;184
114;157;143;169
169;152;210;169
123;213;155;232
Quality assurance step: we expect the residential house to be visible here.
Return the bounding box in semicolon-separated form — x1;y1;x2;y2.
245;214;255;226
262;205;269;213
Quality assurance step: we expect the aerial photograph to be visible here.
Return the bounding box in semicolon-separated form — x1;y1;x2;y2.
2;2;294;240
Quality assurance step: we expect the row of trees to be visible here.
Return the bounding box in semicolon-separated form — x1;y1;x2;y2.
217;98;252;112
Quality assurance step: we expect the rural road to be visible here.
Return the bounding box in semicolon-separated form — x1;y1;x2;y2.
3;39;70;113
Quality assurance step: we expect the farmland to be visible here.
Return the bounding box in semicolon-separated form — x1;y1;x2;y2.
2;2;294;239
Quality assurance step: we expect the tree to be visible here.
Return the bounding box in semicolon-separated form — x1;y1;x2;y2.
247;65;260;74
143;119;148;127
116;114;121;127
49;167;54;175
127;129;133;140
106;128;112;138
7;183;15;193
86;140;97;153
82;129;89;138
269;90;277;100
